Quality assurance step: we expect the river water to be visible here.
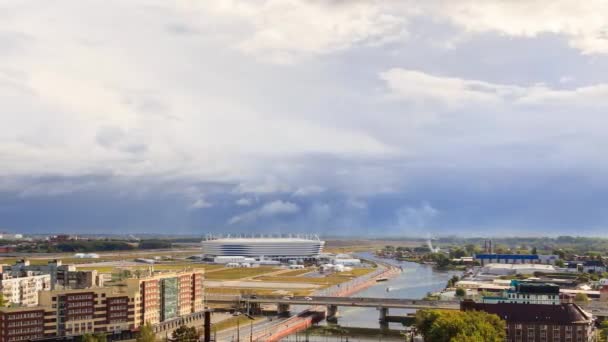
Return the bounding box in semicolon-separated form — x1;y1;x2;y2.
280;252;461;341
321;252;460;330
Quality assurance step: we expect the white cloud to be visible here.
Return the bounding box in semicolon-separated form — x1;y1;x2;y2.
189;198;213;209
435;1;608;55
381;68;608;109
293;185;325;197
380;68;525;107
228;200;300;224
184;0;411;63
235;198;253;206
258;200;300;216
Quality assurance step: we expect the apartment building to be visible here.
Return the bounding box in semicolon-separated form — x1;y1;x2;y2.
0;307;56;342
0;274;51;307
124;270;205;328
39;287;135;337
2;260;103;289
0;270;203;342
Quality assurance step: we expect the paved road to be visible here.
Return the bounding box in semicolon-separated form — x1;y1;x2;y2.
214;316;289;341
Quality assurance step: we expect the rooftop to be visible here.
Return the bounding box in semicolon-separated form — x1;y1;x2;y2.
462;301;593;324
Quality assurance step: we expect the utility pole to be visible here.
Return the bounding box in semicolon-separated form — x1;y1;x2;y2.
249;320;253;342
236;318;240;342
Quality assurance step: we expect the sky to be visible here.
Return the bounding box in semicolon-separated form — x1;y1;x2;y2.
1;1;608;236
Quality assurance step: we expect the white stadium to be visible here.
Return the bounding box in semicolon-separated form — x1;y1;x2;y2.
201;235;325;260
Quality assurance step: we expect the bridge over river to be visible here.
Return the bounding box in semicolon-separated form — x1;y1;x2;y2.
208;295;608;323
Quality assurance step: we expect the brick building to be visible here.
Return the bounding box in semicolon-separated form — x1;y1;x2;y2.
39;288;135;337
124;270;205;327
462;300;595;342
0;307;56;342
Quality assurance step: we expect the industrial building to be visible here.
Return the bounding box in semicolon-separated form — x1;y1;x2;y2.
475;254;559;266
201;235;325;260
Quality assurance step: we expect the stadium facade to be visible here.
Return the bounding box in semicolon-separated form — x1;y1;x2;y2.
201;235;325;260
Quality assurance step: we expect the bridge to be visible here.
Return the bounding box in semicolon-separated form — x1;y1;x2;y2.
207;295;461;326
208;295;460;309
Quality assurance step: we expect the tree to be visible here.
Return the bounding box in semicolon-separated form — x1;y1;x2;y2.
171;325;199;342
0;293;6;307
464;244;480;256
137;322;156;342
449;247;466;259
455;287;466;297
555;259;565;268
81;333;107;342
531;247;538;255
415;310;506;342
447;275;460;288
599;320;608;341
575;293;589;303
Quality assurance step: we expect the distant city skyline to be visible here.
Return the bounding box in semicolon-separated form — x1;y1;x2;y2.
2;1;608;235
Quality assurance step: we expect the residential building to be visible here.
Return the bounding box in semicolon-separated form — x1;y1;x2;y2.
39;287;135;337
0;274;51;307
462;300;595;342
2;260;102;289
0;307;56;342
123;270;204;328
0;270;203;341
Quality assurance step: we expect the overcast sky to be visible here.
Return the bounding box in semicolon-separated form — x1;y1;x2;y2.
2;1;608;236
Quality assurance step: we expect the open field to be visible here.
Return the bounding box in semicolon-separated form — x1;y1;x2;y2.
205;287;313;297
254;268;374;287
75;263;225;273
205;267;279;280
0;248;202;265
324;239;422;254
277;269;313;277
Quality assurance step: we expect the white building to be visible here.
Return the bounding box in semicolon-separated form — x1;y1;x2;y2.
201;236;324;260
1;274;51;306
213;256;256;264
74;253;100;259
481;263;555;276
334;258;361;266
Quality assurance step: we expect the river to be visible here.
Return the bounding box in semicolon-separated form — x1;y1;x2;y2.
279;252;461;341
310;252;459;330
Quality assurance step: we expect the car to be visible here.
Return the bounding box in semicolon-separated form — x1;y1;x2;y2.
232;311;241;316
304;297;313;301
282;296;292;300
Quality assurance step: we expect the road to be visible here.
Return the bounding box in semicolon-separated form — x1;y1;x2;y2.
214;316;290;341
